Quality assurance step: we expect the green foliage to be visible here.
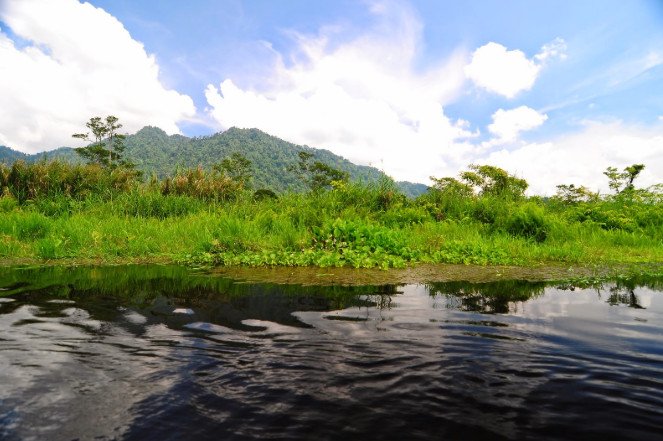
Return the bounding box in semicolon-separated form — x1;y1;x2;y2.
569;201;663;233
471;197;506;225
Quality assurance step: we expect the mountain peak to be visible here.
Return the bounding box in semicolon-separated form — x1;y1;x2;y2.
135;126;168;137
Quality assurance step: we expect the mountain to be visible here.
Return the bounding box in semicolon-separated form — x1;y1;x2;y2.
0;127;429;197
0;145;29;163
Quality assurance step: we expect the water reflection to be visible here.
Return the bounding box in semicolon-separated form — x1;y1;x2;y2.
426;280;547;313
0;265;401;333
0;265;662;441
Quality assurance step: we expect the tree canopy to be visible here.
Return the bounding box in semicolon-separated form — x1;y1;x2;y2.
432;164;528;199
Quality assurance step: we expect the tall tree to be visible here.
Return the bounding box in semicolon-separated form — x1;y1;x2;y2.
604;164;645;194
72;115;134;169
293;151;349;192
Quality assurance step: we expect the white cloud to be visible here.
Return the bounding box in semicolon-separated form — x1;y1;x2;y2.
484;121;663;195
0;0;195;152
205;2;475;184
488;106;548;142
535;37;567;62
464;39;565;98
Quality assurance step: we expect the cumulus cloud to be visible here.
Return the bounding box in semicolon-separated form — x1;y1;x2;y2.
0;0;195;152
205;2;478;184
465;39;565;98
484;121;663;195
487;106;548;142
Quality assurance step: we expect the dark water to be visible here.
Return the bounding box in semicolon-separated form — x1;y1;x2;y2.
1;266;663;441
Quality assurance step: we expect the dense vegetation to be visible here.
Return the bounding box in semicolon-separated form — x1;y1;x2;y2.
1;153;661;271
0;126;428;197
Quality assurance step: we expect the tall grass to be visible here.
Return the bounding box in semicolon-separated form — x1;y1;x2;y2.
0;160;138;203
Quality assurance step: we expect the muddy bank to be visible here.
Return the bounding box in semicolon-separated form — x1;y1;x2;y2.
2;259;660;286
208;262;657;286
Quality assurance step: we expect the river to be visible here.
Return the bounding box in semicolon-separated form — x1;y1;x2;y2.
1;265;662;440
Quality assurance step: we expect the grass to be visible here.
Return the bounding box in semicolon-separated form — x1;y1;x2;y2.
0;160;662;270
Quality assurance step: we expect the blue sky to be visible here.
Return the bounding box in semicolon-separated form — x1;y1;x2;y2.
1;0;662;193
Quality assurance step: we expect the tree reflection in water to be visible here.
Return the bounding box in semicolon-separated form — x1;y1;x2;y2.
426;280;547;313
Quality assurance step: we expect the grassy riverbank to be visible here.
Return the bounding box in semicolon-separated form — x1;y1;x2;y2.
1;160;662;269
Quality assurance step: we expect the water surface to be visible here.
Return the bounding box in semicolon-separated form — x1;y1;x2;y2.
1;265;662;440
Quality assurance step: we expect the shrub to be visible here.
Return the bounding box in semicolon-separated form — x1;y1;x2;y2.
161;166;242;201
504;204;550;242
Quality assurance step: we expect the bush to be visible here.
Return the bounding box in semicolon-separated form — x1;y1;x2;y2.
161;166;243;201
504;204;550;242
472;197;506;225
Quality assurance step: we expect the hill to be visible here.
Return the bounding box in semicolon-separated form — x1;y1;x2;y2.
0;127;428;196
0;145;29;163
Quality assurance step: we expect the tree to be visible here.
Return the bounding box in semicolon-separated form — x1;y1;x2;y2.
430;176;473;198
554;184;597;204
293;151;349;192
213;152;253;189
604;164;645;194
459;164;528;199
72;115;134;169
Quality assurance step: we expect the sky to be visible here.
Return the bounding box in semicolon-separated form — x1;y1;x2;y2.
1;0;662;194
